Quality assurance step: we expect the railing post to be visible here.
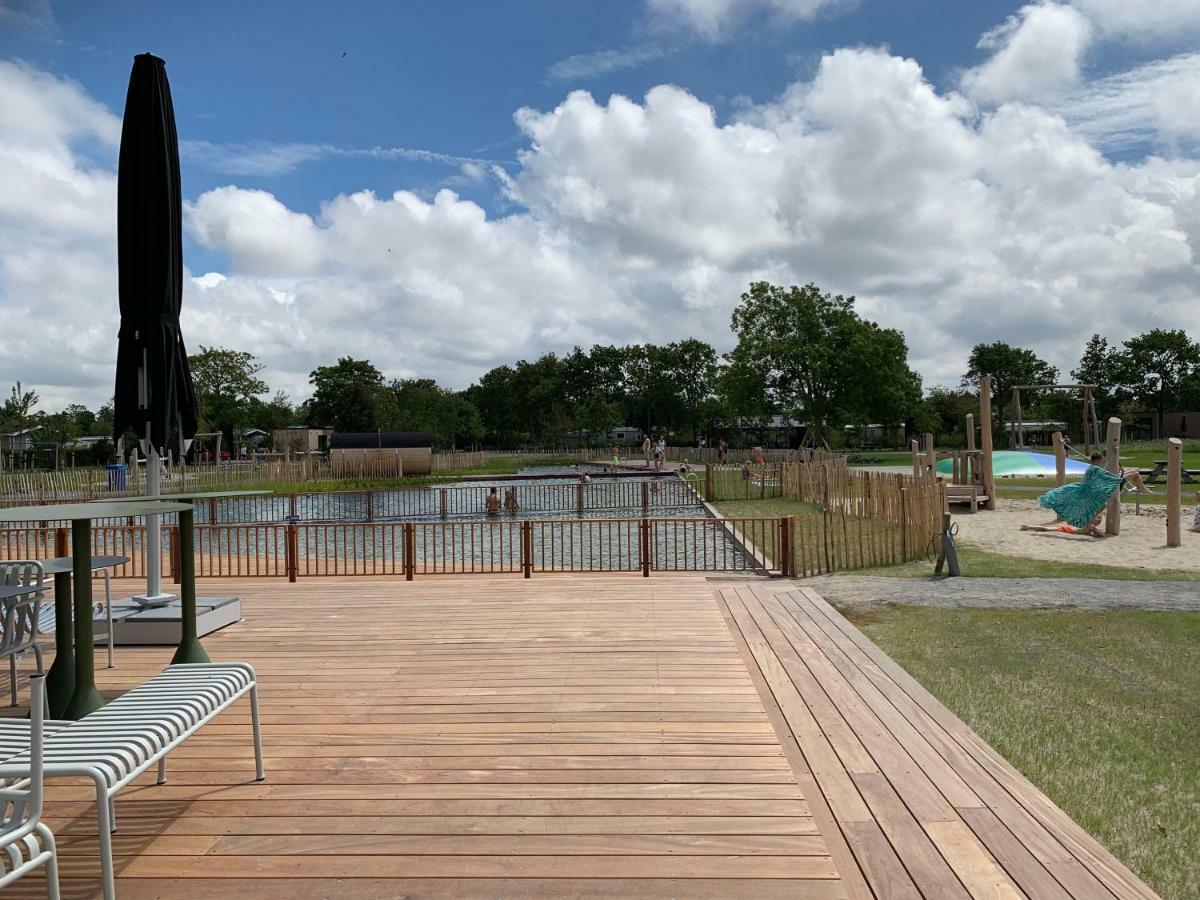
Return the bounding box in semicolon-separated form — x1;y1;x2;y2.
288;494;297;520
404;523;416;581
439;489;448;519
170;525;181;584
787;516;797;577
576;483;585;515
521;520;532;578
640;519;651;577
285;522;298;582
54;527;68;558
641;481;650;513
704;465;714;501
366;490;374;521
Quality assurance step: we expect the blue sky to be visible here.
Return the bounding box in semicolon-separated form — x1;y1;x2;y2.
1;0;1198;407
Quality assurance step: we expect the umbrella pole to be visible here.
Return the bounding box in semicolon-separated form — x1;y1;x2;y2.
138;445;172;602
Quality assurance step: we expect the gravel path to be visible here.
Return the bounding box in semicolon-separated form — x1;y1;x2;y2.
802;574;1200;612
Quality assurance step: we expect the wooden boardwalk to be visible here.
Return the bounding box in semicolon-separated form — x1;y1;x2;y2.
3;574;1157;898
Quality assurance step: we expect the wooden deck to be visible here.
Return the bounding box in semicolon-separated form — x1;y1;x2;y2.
4;574;1157;898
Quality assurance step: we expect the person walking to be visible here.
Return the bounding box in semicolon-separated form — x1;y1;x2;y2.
718;438;728;465
655;435;666;472
642;434;652;468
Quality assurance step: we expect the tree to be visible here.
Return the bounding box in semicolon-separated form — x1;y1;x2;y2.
304;357;388;433
386;379;484;449
189;347;269;449
662;339;719;441
1120;329;1200;436
962;342;1058;444
245;392;296;438
0;382;39;431
729;282;918;445
1071;334;1125;420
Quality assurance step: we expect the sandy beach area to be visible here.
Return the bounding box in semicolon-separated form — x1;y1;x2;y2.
954;498;1200;572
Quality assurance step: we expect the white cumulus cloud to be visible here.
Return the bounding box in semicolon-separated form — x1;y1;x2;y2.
961;2;1092;105
646;0;855;41
1;44;1199;410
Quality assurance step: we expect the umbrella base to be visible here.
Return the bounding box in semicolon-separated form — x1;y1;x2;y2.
108;596;242;645
131;591;177;608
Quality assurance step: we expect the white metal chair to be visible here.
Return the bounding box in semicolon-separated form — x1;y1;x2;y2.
0;561;46;706
0;662;264;900
0;674;61;898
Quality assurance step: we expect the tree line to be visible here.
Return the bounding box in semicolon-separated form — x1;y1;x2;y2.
4;281;1199;459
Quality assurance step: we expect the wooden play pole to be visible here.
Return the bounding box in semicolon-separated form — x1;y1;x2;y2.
923;433;935;480
1052;431;1065;486
910;439;920;478
979;376;995;510
1104;417;1121;535
1167;437;1182;547
965;412;976;484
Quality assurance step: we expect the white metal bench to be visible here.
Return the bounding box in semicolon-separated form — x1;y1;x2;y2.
0;662;263;900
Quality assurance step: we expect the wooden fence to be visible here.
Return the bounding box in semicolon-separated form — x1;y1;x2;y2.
702;457;945;575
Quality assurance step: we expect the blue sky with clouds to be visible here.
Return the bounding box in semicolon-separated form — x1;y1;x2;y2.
1;0;1199;407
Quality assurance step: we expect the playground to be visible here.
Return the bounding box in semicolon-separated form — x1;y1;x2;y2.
953;497;1200;571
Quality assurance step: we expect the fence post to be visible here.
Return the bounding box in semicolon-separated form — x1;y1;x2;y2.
208;497;218;525
170;525;181;584
521;520;532;579
777;517;788;576
1167;437;1182;548
366;490;374;521
439;489;448;519
288;494;297;520
576;483;585;515
787;516;797;577
404;523;415;581
54;527;68;558
641;481;650;513
899;487;909;561
640;519;651;577
704;465;714;501
285;522;298;583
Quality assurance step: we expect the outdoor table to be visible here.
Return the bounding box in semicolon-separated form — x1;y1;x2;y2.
107;490;270;665
0;501;192;719
36;555;130;671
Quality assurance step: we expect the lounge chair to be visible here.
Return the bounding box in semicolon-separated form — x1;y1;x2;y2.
0;662;264;900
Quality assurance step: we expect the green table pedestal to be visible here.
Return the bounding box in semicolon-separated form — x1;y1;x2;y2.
63;519;104;719
170;507;210;665
45;571;75;719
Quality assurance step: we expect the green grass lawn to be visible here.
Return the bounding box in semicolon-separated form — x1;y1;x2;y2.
854;606;1200;899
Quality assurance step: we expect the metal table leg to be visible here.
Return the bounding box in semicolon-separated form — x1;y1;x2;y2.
64;519;103;719
45;571;75;720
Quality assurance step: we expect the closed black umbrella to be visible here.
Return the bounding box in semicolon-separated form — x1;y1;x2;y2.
113;53;198;454
113;53;199;617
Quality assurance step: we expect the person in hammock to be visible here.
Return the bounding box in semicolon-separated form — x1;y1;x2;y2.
1020;513;1106;539
1033;452;1149;529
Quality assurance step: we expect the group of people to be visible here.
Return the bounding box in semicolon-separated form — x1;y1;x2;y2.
641;434;669;471
484;486;521;515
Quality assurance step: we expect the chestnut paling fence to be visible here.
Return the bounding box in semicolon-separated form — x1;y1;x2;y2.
0;517;778;580
702;458;946;576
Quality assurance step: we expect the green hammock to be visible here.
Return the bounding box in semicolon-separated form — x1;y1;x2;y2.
1037;465;1124;527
